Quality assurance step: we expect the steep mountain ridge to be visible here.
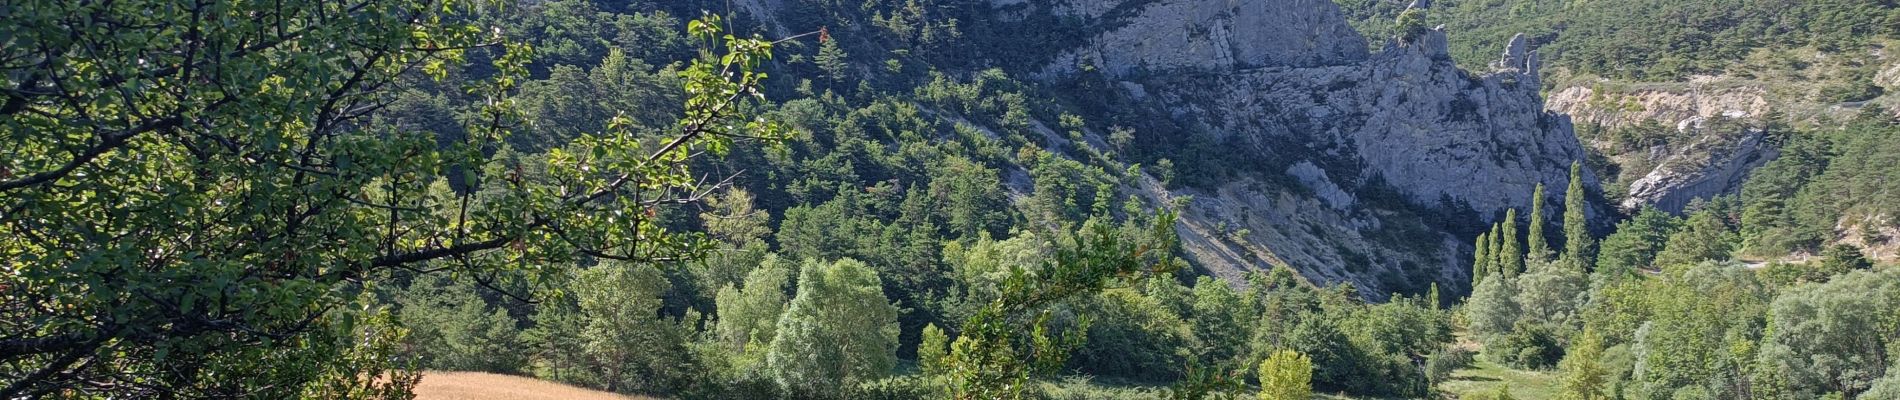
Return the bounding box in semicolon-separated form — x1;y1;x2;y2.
1009;0;1605;293
727;0;1605;295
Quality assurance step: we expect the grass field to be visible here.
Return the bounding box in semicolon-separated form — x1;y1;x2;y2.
1435;358;1562;399
414;371;656;400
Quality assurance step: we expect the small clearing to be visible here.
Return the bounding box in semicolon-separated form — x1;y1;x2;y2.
414;371;656;400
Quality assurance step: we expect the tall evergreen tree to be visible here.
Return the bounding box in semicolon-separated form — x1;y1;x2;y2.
1474;231;1492;285
1488;223;1506;278
1595;207;1678;275
1563;162;1593;271
1501;209;1524;277
815;37;850;84
1528;183;1551;263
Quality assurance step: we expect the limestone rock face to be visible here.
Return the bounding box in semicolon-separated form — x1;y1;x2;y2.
1621;127;1777;213
1547;84;1777;213
1039;0;1371;78
1142;29;1588;217
1018;0;1602;293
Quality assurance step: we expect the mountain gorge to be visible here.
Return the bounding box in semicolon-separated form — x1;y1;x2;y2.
9;0;1900;398
738;0;1606;295
1330;0;1900;259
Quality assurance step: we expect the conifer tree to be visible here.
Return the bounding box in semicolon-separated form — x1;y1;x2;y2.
1488;223;1506;278
1563;162;1593;271
1501;209;1524;277
1473;232;1492;285
816;38;850;84
1559;329;1609;400
1528;183;1551;264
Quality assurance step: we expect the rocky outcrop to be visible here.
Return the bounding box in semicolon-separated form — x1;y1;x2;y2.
1546;85;1771;129
1547;84;1778;213
1038;0;1371;78
1018;0;1603;294
1621;127;1777;212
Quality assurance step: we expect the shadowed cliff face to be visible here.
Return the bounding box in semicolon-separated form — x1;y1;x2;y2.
1034;0;1371;78
1025;0;1606;295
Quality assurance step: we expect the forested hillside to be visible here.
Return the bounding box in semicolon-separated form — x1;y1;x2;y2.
4;0;1898;399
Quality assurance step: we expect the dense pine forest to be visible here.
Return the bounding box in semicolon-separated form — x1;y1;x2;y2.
3;0;1898;399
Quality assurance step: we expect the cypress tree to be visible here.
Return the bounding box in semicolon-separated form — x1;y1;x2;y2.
1501;209;1523;277
1563;162;1593;272
1473;232;1492;285
1527;183;1550;264
1488;223;1506;278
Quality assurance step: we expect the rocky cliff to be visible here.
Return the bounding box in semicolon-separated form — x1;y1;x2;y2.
1021;0;1603;293
1547;84;1779;213
1034;0;1370;78
734;0;1608;295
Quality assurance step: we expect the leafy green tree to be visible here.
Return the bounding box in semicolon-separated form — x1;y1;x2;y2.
1559;329;1610;400
1145;274;1196;318
1815;244;1874;280
1757;268;1900;399
1654;209;1736;268
398;274;527;373
1284;315;1358;392
919;323;951;376
1466;276;1521;339
1564;161;1593;271
1866;370;1900;400
767;258;900;397
573;262;695;394
1491;321;1564;370
0;0;524;395
1394;8;1430;45
1628;262;1768;399
0;0;786;395
1190;276;1255;367
1595;207;1679;274
944;215;1179;400
1513;268;1587;329
1257;350;1314;400
702;188;774;247
1070;289;1191;382
1529;183;1552;263
714;255;792;368
943;231;1048;309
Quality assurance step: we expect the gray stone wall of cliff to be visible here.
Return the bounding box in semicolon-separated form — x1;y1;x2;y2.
1023;0;1605;294
1034;0;1371;78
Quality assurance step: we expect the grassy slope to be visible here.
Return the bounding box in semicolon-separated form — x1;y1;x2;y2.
1437;359;1562;399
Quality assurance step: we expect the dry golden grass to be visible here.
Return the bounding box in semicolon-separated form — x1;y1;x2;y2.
413;371;658;400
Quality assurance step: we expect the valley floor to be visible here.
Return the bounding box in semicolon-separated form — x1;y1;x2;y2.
1435;359;1562;399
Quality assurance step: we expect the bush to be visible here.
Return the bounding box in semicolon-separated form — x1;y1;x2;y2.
1425;346;1476;383
1487;322;1564;370
1031;376;1169;400
850;376;943;400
